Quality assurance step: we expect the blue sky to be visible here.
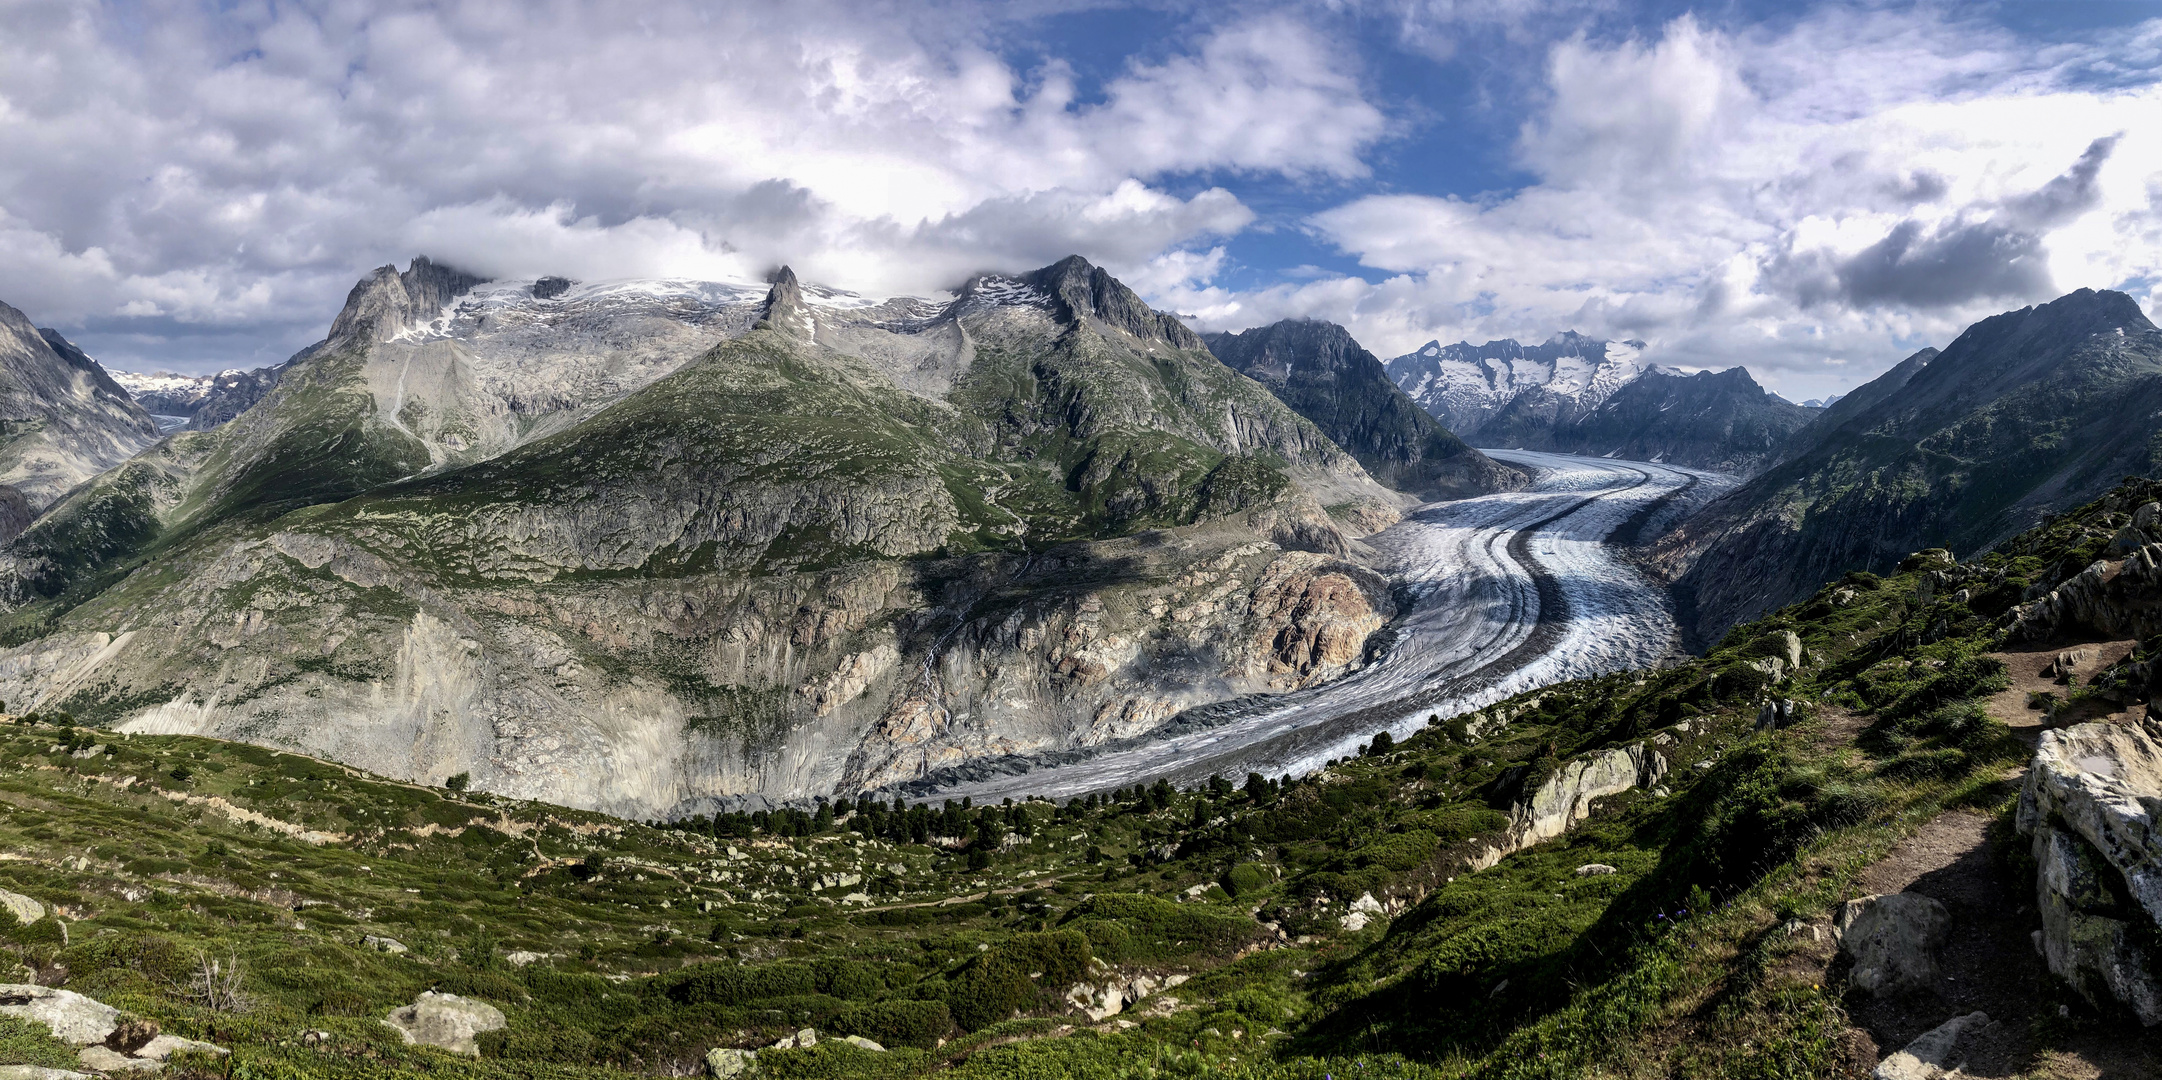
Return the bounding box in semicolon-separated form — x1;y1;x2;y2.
1;0;2158;399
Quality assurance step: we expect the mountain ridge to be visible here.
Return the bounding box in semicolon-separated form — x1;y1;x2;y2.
1654;286;2162;643
1204;318;1527;500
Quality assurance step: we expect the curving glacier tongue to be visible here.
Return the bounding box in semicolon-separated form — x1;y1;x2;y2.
918;450;1734;802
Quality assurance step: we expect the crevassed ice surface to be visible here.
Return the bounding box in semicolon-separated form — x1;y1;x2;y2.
927;451;1734;802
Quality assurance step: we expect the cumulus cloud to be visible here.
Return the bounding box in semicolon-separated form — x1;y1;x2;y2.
0;0;1376;370
1217;9;2162;399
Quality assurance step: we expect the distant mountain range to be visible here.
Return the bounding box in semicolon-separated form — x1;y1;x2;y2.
108;365;286;432
1382;333;1819;474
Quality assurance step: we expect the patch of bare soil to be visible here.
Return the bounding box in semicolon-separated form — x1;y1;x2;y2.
1984;639;2141;744
1830;810;2162;1079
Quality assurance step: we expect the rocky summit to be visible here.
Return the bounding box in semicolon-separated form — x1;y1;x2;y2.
0;255;1444;818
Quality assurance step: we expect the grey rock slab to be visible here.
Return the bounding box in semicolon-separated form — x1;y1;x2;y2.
135;1034;226;1062
1836;893;1950;994
837;1035;885;1052
1873;1010;1989;1080
73;1046;155;1073
2027;822;2162;1022
0;985;117;1045
381;991;506;1056
0;1067;91;1080
0;888;43;926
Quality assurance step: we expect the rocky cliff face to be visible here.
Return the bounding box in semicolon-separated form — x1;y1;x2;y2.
0;306;160;534
1204;319;1526;500
1653;288;2162;645
0;256;1407;817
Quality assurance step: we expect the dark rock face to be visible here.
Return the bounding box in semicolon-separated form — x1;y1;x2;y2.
0;303;160;512
1655;288;2162;644
1021;255;1206;350
532;276;573;300
1550;366;1819;474
1205;319;1526;499
36;329;139;406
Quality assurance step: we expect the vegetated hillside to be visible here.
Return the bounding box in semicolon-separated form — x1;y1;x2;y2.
0;256;1415;817
1546;366;1821;474
1656;288;2162;645
1204;319;1527;500
5;473;2156;1079
0;303;160;535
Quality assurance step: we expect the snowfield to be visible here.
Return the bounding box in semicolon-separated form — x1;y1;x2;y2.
926;451;1734;801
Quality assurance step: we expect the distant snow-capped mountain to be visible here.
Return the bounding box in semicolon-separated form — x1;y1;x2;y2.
1381;331;1819;475
1382;331;1644;443
108;365;285;433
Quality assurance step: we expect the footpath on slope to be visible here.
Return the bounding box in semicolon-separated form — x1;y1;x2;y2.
1810;639;2161;1079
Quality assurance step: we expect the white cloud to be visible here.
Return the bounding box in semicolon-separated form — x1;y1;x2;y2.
1225;9;2162;399
0;0;1378;370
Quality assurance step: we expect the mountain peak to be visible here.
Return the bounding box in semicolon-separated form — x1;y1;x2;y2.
326;256;488;345
1017;255;1204;350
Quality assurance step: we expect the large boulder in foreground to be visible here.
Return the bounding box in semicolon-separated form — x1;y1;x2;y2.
2018;718;2162;1022
0;985;117;1045
1836;893;1949;994
382;991;506;1056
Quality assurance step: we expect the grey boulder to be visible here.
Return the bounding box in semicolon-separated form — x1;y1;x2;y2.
2017;718;2162;1022
1836;893;1949;994
382;991;506;1056
0;889;43;927
1873;1011;1989;1080
0;985;117;1045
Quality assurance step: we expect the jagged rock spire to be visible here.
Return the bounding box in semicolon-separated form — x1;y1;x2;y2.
326;256;488;344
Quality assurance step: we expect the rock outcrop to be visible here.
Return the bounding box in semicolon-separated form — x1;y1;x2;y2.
1469;743;1668;870
1835;892;1949;995
382;991;506;1055
705;1046;758;1077
2018;718;2162;1022
0;887;43;926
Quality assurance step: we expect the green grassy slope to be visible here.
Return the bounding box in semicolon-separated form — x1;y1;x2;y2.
6;474;2157;1077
